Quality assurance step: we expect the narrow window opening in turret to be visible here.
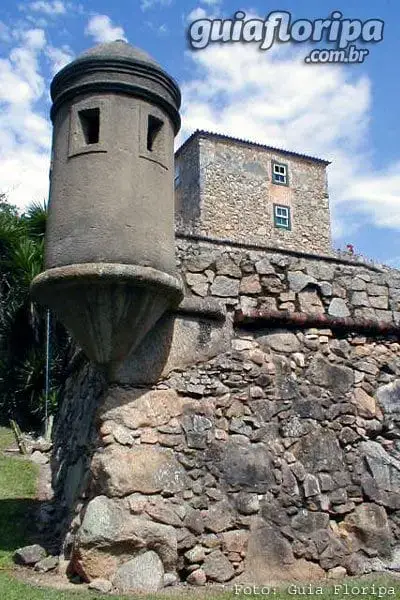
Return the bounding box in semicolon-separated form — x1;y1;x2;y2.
147;115;164;152
79;108;100;145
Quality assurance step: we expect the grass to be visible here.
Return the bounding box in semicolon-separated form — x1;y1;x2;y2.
0;426;39;569
0;573;124;599
0;426;126;599
0;426;400;599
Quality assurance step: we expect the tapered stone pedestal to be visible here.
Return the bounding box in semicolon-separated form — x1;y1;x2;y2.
31;263;183;368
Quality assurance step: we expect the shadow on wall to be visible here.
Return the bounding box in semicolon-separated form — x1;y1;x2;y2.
113;309;230;385
48;313;179;554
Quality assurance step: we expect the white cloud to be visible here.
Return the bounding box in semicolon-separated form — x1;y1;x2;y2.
180;40;400;240
45;45;74;75
140;0;173;12
342;163;400;229
186;1;222;23
84;15;127;43
7;29;47;100
0;21;11;42
0;28;51;210
21;27;46;49
28;1;66;15
187;8;207;22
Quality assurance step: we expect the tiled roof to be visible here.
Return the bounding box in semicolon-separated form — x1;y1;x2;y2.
175;129;331;166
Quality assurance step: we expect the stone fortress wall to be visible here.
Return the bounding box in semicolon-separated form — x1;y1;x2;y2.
175;132;332;256
50;237;400;591
31;37;400;596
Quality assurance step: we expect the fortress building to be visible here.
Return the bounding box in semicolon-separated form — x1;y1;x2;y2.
175;130;332;255
30;41;400;593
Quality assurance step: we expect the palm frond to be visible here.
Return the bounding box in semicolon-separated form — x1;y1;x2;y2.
0;211;24;261
22;200;47;239
8;238;44;286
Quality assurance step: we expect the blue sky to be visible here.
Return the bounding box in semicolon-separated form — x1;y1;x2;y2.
0;0;399;265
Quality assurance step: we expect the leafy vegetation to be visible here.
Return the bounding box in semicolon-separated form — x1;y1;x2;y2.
0;197;71;431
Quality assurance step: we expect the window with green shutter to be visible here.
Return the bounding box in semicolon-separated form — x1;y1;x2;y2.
272;160;289;186
273;204;291;230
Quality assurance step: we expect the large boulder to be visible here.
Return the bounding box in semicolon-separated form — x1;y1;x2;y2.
342;503;392;558
306;354;353;396
211;440;275;492
242;519;325;583
100;388;184;429
293;429;344;473
91;446;188;496
14;544;46;566
112;551;164;593
203;501;235;533
203;550;235;582
258;331;300;354
376;381;400;418
72;496;178;580
360;442;400;509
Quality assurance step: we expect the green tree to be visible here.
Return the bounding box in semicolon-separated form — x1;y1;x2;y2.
0;197;71;430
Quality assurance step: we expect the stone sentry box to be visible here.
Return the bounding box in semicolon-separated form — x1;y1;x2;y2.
31;41;183;372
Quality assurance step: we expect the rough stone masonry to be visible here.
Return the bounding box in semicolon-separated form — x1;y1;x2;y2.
175;131;332;255
48;240;400;592
29;40;400;595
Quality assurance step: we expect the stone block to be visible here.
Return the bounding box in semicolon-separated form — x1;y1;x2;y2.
243;519;325;583
376;381;400;416
352;292;370;307
145;498;183;527
259;331;300;353
240;275;262;295
352;388;378;418
343;503;392;557
203;501;235;533
360;441;400;509
255;258;275;275
113;551;164;593
306;354;353;395
221;530;248;554
288;272;316;293
298;289;325;315
328;298;350;318
215;255;242;278
14;544;46;566
211;276;240;297
212;439;275;492
187;568;207;585
101;388;184;429
203;549;235;582
91;446;188;496
88;579;113;593
370;296;388;310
